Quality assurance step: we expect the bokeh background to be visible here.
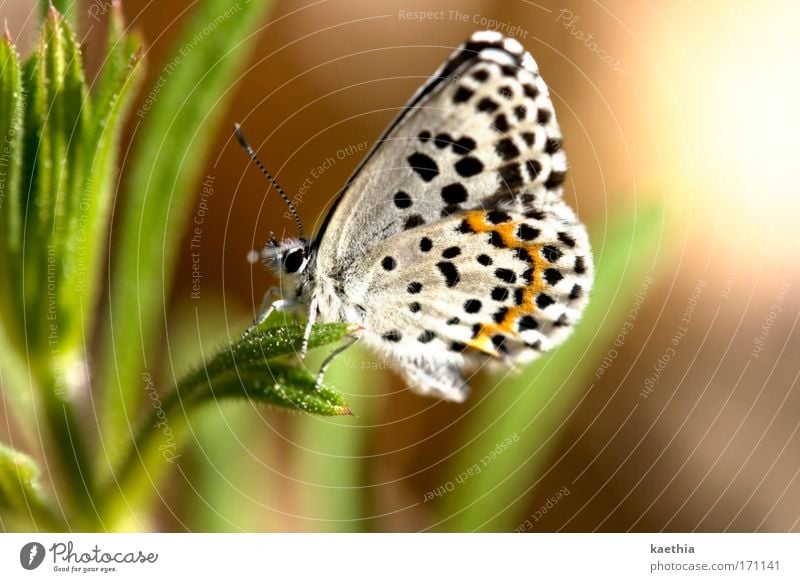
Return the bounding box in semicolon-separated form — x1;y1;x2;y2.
2;0;799;531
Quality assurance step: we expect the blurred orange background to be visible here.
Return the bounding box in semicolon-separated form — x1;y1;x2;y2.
2;0;799;532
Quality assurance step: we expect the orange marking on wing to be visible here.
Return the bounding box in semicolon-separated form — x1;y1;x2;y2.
463;210;547;350
466;332;498;356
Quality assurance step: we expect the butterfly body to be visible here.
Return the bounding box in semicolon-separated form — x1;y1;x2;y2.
261;31;593;402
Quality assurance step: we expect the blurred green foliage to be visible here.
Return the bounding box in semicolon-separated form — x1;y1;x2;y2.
0;0;358;531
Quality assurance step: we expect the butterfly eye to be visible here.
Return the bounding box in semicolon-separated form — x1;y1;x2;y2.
283;249;305;274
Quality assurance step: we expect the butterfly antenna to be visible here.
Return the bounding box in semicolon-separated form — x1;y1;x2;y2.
234;123;304;239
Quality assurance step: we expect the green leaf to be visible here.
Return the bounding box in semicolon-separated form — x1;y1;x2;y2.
0;36;24;355
11;10;97;522
100;320;352;529
0;443;65;530
18;8;88;354
19;45;48;344
101;0;274;468
0;36;23;254
175;320;354;415
40;1;77;28
200;363;352;416
60;3;143;350
437;203;664;531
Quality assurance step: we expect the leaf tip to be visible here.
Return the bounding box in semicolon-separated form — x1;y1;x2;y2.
110;0;125;28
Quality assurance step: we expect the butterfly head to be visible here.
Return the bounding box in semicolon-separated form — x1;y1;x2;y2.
264;236;312;277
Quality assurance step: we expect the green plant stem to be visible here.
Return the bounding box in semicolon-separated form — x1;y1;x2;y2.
100;383;188;529
100;0;273;474
33;362;97;528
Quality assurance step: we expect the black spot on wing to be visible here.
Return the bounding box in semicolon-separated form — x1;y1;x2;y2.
442;246;461;259
541;245;562;262
517;224;540;241
545;171;566;190
486;209;511;224
437;261;460;288
489;231;506;248
477;97;499;113
497;163;523;192
492;287;509;301
453;86;474;103
545;138;562;154
525;159;542;180
464;299;482;313
493;114;509;133
393;191;412;208
544;268;563;285
495;268;516;284
521;131;535;147
404;214;425;230
518;315;538;331
441;183;468;204
458;219;475;234
382;330;402;342
407;152;439;182
452;136;476;155
434;133;453;149
514;248;531;262
455;156;484;177
418;330;435;343
498;86;513;99
493;307;509;324
471;69;489;81
554;313;569;327
557;232;576;248
495;138;520;161
537;108;551;124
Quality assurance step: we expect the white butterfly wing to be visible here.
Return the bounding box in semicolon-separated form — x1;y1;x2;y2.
313;31;569;274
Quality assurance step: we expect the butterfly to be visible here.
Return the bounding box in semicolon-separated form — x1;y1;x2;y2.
239;30;593;402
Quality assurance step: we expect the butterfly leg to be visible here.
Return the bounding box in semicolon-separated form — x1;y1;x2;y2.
299;296;319;359
243;287;296;336
315;334;359;389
